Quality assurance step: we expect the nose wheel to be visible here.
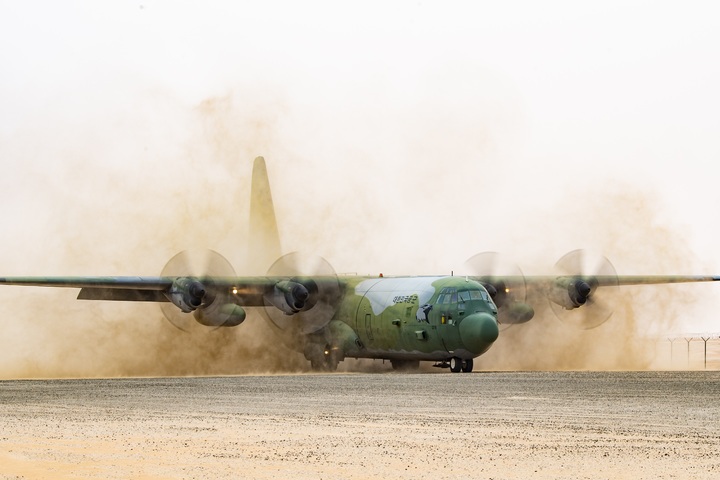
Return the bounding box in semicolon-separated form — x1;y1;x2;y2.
449;357;473;373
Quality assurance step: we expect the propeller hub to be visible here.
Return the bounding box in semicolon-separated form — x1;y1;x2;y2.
575;280;591;299
291;283;310;309
189;281;206;306
292;283;309;301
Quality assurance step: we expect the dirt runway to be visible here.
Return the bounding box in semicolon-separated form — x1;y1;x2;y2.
0;371;718;479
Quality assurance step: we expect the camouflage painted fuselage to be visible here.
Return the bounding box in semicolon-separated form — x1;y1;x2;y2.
326;275;499;363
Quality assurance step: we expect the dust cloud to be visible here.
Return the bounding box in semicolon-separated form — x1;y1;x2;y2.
476;187;704;371
0;87;711;378
0;91;312;378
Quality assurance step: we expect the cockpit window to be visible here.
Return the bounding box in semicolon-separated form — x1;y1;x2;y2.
461;289;492;302
436;287;460;304
469;290;484;300
437;287;493;305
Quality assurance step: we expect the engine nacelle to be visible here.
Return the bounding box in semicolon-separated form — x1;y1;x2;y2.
165;277;206;312
165;277;247;327
503;301;535;324
265;280;310;315
194;302;246;327
548;277;593;310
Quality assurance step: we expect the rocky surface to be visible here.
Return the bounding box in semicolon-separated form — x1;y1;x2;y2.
0;371;718;479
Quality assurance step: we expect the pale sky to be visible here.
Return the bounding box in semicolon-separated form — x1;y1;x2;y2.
1;0;720;335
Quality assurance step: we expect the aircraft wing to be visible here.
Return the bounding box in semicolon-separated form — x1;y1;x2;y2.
0;272;339;330
613;275;720;285
1;272;718;331
476;273;720;328
520;275;720;287
2;273;718;302
0;276;273;306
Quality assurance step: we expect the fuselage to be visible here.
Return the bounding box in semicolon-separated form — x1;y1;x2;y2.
329;275;499;363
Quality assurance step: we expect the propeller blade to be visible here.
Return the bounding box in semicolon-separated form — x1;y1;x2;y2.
263;252;339;335
160;249;237;331
462;252;529;328
550;249;619;329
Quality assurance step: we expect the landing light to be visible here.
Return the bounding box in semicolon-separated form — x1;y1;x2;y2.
505;288;510;293
232;287;238;295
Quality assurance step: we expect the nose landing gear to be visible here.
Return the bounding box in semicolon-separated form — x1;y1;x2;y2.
434;357;474;373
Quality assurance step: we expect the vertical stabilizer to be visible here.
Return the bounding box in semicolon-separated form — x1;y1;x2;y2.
248;156;282;272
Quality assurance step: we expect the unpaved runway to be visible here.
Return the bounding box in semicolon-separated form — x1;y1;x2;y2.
0;371;718;479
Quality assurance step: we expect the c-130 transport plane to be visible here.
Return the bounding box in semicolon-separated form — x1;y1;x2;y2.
1;157;718;372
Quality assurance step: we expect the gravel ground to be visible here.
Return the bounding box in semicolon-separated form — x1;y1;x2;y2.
0;371;718;479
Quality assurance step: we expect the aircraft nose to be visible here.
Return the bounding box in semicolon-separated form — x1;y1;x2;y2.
459;313;499;355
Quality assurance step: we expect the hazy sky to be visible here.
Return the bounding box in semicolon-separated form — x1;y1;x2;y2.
1;0;719;347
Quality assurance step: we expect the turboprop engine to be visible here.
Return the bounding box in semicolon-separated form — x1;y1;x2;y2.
165;276;247;327
547;249;619;329
263;253;340;336
462;250;619;330
160;250;247;330
166;277;206;313
547;277;594;310
462;252;535;326
264;279;311;315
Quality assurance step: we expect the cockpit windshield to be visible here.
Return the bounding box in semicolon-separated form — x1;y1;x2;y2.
436;287;491;304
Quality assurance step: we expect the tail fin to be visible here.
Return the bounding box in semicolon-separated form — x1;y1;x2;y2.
248;156;282;272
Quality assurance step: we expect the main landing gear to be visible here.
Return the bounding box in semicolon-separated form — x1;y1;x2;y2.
307;343;340;372
435;357;473;373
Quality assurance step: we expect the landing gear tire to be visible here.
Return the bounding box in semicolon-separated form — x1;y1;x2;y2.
450;357;462;373
462;359;473;373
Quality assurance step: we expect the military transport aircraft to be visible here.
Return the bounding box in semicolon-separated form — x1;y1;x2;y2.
1;157;718;372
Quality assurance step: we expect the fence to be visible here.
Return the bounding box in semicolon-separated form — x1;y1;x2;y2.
661;334;720;369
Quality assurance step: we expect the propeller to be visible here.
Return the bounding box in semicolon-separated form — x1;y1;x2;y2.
263;252;340;335
160;249;238;331
462;252;532;327
549;249;619;329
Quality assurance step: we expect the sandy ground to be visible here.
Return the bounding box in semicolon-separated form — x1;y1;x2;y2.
0;371;718;480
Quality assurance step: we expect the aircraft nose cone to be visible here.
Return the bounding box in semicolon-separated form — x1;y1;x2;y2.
459;313;499;355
